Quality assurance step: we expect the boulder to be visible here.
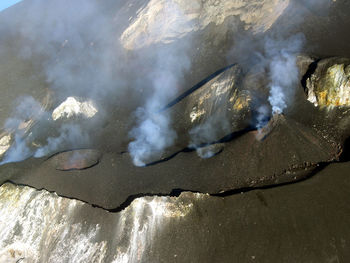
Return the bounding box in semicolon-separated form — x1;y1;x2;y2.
305;58;350;107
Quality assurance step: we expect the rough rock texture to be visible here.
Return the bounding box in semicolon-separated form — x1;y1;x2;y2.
1;0;350;261
121;0;289;49
0;57;344;209
1;110;341;209
306;58;350;107
1;161;350;262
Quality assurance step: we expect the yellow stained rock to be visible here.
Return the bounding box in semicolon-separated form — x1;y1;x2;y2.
307;64;350;107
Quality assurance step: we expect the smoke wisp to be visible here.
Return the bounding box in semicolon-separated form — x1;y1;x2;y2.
128;2;192;166
266;34;305;115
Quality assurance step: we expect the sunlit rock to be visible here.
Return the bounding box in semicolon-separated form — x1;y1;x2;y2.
184;65;252;146
305;58;350;107
52;97;98;121
114;196;195;262
121;0;290;49
0;183;197;262
0;133;11;158
142;64;252;164
0;183;108;263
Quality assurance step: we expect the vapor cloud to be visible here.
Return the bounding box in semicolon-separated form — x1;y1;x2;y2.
0;96;89;164
229;0;330;131
266;34;304;115
34;124;88;158
0;96;43;164
127;2;192;166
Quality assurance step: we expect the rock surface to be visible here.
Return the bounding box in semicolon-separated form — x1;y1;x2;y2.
1;161;350;262
1;0;350;262
121;0;289;49
306;58;350;107
52;97;98;121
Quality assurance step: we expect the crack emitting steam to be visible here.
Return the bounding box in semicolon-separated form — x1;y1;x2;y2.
128;48;190;166
0;96;89;164
34;124;88;158
266;35;304;115
128;1;192;167
253;35;304;131
0;96;44;165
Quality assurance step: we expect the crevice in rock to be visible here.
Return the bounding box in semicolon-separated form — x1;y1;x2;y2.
340;136;350;162
0;161;330;214
144;126;255;167
212;162;329;197
160;63;237;111
300;58;321;93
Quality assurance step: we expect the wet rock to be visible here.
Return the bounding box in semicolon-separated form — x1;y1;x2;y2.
305;57;350;107
48;149;102;171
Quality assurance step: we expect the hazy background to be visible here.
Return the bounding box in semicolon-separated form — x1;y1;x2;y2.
0;0;22;12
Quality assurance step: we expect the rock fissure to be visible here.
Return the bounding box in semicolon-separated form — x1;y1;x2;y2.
301;58;321;93
0;161;330;214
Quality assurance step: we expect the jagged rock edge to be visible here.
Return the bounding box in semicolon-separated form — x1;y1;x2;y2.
0;162;330;214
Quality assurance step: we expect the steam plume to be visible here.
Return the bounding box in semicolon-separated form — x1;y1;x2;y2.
0;96;43;164
266;34;304;115
128;2;192;166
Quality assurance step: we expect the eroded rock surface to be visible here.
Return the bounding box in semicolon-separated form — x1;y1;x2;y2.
121;0;289;49
1;161;350;262
0;61;345;209
0;182;197;263
306;58;350;107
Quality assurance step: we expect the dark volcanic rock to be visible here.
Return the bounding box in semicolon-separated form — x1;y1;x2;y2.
1;161;350;262
2;110;342;209
0;0;349;211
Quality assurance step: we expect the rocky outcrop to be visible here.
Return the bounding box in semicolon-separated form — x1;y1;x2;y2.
305;58;350;107
52;97;98;121
1;161;350;262
121;0;290;49
0;182;198;263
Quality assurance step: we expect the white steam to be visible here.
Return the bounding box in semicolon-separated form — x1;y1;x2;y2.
34;124;88;158
266;35;304;115
0;96;44;165
128;2;192;167
0;96;89;165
